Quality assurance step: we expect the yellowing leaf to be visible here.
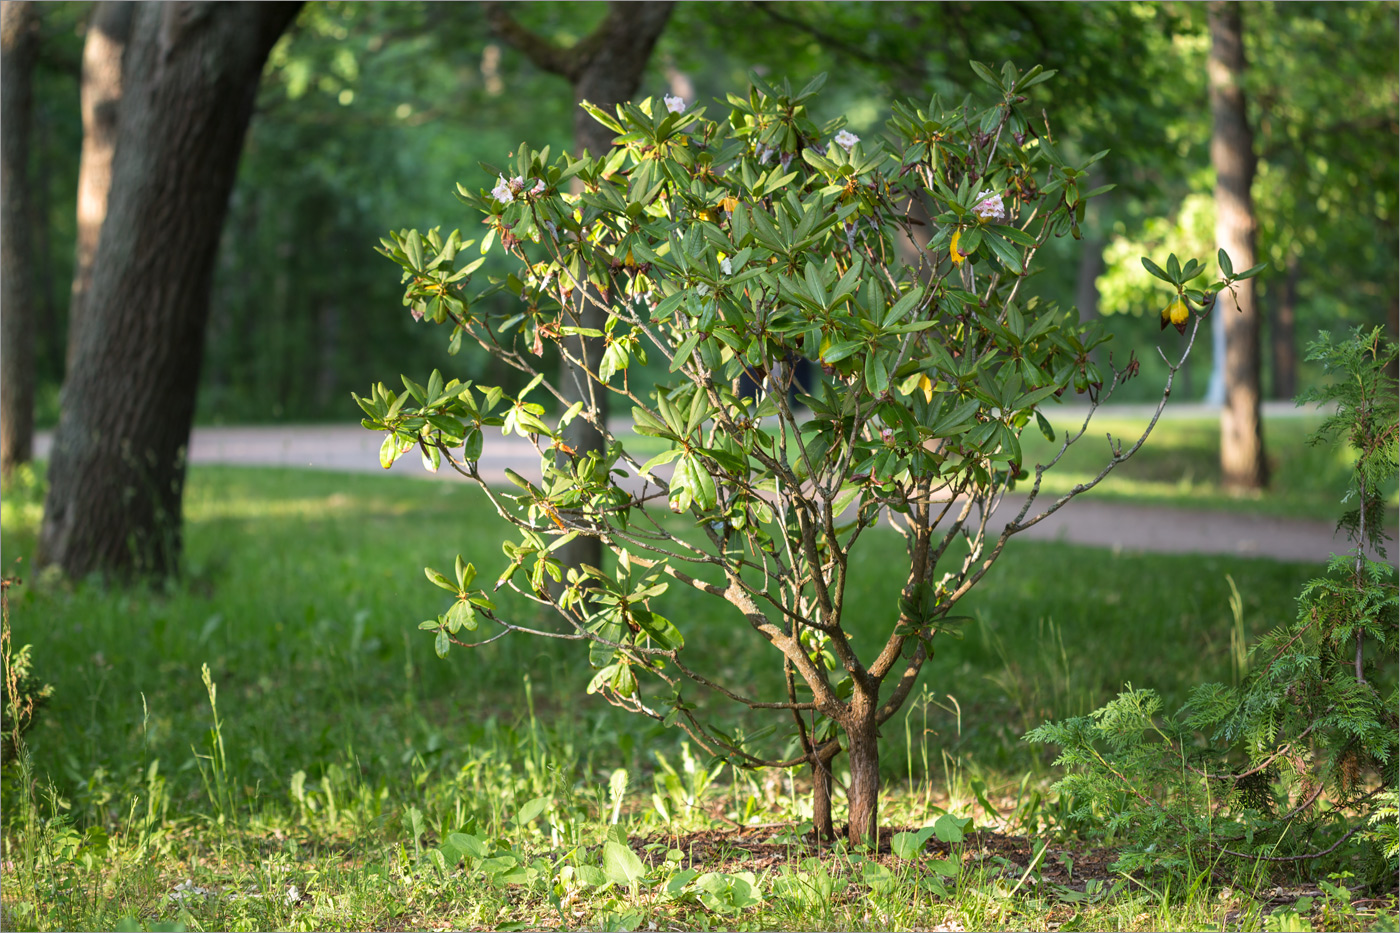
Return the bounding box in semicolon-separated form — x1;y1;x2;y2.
1160;297;1191;333
950;229;967;264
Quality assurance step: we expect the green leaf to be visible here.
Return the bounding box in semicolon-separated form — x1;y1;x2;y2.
932;398;981;435
1141;256;1172;284
434;629;450;658
933;813;968;844
882;287;925;327
446;832;485;861
633;609;683;650
421;443;441;473
446;599;477;633
463;428;484;460
379;434;399;469
603;840;647;887
515;796;550;825
892;826;937;860
983;231;1024;272
864;353;890;395
671;333;701;371
611;662;637;697
990;224;1037;247
425;567;458;592
640;446;683;476
673;453;718;512
821;339;863;364
968;60;1001;89
686;387;710;435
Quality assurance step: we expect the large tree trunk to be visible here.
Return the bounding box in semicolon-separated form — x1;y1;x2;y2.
1209;1;1268;491
1;0;39;483
484;1;674;593
37;2;301;580
1270;254;1298;400
65;1;133;375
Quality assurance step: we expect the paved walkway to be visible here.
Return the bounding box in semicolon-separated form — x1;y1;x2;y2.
32;405;1378;566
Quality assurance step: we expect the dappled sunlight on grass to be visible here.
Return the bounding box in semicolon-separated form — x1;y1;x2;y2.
2;458;1391;931
185;490;368;522
1020;412;1396;521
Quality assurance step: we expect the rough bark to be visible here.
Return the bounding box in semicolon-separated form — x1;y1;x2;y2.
484;1;675;590
30;46;58;375
1209;1;1268;490
37;2;301;579
66;1;133;374
1;0;39;483
844;702;881;847
1270;254;1298;400
810;740;840;842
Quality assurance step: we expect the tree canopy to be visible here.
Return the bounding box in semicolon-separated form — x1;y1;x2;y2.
16;1;1397;423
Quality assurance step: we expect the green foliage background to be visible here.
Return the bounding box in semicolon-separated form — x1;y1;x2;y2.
22;1;1399;422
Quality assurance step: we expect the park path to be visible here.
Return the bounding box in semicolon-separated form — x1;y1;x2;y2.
33;404;1372;566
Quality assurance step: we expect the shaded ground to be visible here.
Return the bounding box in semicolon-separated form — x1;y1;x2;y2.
637;823;1120;896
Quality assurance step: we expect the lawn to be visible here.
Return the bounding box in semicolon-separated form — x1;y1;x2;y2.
0;455;1393;931
1019;407;1374;522
621;405;1394;524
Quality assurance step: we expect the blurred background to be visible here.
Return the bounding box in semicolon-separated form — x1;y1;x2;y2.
9;0;1396;428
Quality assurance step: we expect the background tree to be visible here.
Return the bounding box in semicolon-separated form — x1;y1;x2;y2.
38;2;302;579
1094;3;1396;412
1244;2;1399;398
482;0;675;589
1209;0;1267;491
66;1;132;374
11;3;1395;433
1;0;39;483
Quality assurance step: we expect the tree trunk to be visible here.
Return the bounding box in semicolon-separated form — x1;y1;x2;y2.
37;2;301;580
1270;254;1298;400
1;0;39;483
844;709;881;848
30;50;57;379
810;740;841;842
1074;171;1107;366
66;1;133;375
1209;1;1268;490
484;1;674;592
1074;236;1105;331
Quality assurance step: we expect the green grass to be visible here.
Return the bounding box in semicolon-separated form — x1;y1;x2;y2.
619;406;1395;523
1018;409;1384;522
1;463;1393;931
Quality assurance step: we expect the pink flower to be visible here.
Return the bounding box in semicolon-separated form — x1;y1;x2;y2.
972;189;1005;223
664;94;686;114
491;175;515;204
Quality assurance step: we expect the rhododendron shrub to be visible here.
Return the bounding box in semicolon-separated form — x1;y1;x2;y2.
360;66;1259;845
